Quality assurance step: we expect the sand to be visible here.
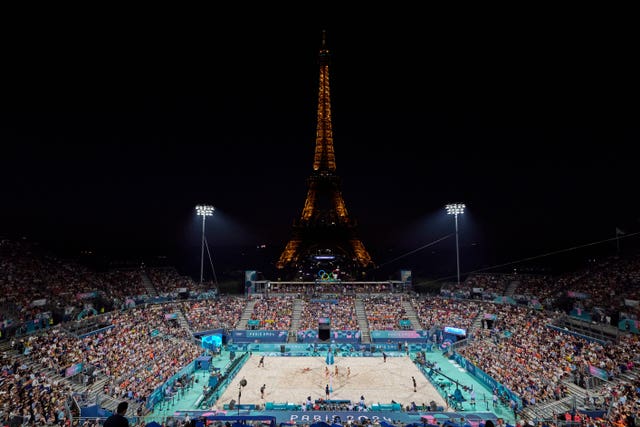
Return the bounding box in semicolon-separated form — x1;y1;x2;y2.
215;355;448;410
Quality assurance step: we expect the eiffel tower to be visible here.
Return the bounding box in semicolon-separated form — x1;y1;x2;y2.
276;32;374;280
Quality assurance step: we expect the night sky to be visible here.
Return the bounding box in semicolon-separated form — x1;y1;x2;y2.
1;20;638;280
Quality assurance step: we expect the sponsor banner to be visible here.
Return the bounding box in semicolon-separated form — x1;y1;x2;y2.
370;330;428;342
171;410;497;426
231;330;288;343
297;329;360;343
493;296;517;304
588;365;609;381
567;291;590;299
65;362;83;377
311;299;339;304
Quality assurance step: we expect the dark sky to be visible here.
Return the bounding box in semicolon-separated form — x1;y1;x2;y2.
1;19;639;279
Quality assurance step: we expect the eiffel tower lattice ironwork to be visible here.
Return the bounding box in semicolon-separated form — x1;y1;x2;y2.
276;32;374;279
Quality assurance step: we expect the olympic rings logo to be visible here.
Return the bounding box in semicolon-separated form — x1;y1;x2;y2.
317;269;340;281
317;270;332;280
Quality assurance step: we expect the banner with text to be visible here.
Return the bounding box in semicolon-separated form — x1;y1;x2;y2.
370;330;429;343
297;329;361;343
231;329;288;343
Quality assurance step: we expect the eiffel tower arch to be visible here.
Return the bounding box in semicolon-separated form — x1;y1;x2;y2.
276;31;375;281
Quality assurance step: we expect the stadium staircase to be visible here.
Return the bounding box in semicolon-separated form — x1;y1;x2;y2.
17;352;112;405
94;394;126;414
402;299;422;330
175;309;196;341
0;339;14;353
288;298;304;343
141;270;159;297
467;311;485;339
354;297;371;343
3;329;139;415
237;298;258;329
521;366;640;420
504;280;519;297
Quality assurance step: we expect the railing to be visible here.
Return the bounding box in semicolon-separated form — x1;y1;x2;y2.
201;351;250;409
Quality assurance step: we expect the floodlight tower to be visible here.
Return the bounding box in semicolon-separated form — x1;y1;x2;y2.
445;203;466;285
195;205;215;284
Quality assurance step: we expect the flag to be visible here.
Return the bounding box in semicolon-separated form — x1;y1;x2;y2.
616;227;626;236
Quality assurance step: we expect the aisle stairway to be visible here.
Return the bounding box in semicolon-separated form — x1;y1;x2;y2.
467;310;485;339
355;297;370;343
504;280;519;297
288;298;304;343
175;309;195;341
237;298;258;330
141;270;158;297
520;366;640;420
402;299;422;330
0;339;14;353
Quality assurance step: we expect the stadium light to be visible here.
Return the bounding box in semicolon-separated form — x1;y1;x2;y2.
446;203;465;285
196;205;215;285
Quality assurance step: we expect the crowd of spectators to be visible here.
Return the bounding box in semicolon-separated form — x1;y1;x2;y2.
23;306;201;409
458;304;640;410
298;296;359;330
454;254;640;323
410;297;486;332
0;352;71;425
179;297;245;331
147;267;202;296
442;274;511;300
0;240;150;331
270;282;394;295
249;296;294;330
362;295;409;330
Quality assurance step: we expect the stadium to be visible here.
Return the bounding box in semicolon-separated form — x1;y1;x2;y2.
2;29;639;427
1;238;639;427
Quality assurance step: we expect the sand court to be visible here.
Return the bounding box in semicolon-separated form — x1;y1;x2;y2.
215;355;448;410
